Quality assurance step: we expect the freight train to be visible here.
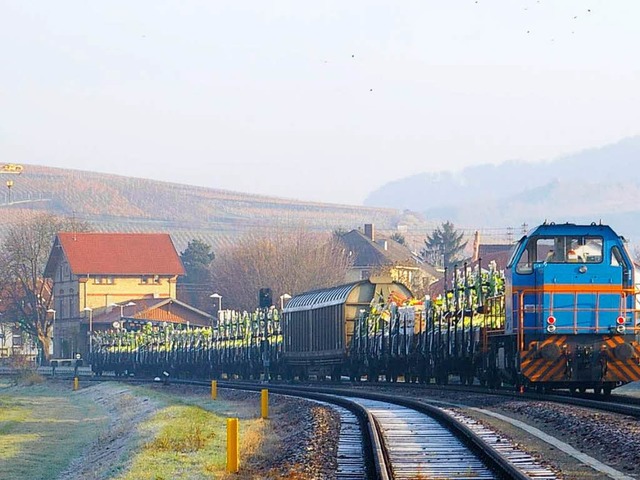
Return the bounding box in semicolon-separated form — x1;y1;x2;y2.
90;222;640;395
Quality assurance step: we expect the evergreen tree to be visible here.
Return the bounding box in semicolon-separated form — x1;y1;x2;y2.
421;221;467;270
390;232;406;245
178;239;215;312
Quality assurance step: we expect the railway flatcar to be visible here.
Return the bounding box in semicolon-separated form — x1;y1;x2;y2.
281;277;413;381
90;221;640;395
488;221;640;394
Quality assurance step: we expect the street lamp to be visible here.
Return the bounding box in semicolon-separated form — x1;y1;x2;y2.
83;307;93;355
210;293;222;319
46;309;56;357
109;301;136;319
279;293;292;310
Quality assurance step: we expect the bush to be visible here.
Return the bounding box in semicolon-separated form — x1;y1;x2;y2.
18;371;45;386
8;355;43;385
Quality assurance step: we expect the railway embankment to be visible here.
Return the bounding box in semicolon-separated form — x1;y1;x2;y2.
0;378;339;479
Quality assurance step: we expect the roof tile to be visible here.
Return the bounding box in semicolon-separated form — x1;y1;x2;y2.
55;232;185;275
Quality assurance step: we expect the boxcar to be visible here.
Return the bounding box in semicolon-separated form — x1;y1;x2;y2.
282;276;412;380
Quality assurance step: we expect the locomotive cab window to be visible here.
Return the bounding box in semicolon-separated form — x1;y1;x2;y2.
515;235;603;273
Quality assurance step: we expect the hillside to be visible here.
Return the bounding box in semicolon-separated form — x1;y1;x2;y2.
0;165;428;252
364;136;640;242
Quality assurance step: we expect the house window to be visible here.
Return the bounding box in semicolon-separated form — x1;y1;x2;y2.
360;270;371;280
93;276;103;285
141;276;149;284
153;275;161;284
106;276;114;284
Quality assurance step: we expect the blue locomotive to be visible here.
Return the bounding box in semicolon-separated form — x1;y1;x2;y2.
493;221;640;394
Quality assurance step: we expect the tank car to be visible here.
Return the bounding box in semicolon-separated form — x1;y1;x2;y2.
489;221;640;394
281;276;413;381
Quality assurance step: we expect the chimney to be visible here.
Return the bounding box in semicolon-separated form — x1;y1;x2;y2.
472;231;480;262
364;224;375;242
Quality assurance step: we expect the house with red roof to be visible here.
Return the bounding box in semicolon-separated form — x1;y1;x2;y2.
44;232;212;358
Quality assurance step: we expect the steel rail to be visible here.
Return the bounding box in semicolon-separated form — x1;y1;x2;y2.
216;382;532;480
174;379;389;480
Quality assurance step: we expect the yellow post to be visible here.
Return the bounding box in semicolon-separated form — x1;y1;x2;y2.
73;377;79;391
226;418;239;473
261;389;268;419
211;380;217;400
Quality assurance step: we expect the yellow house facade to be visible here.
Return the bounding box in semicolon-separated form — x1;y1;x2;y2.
44;232;186;358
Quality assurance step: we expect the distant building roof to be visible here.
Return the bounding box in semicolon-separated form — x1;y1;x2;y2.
340;230;417;268
477;244;514;271
44;232;185;277
86;297;211;328
478;244;514;257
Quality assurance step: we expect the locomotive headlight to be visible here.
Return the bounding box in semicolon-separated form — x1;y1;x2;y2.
547;324;557;333
616;316;626;334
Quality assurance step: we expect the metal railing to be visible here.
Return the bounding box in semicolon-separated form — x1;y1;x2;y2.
513;288;639;351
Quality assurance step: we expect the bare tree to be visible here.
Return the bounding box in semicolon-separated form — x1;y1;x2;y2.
0;213;90;364
211;229;353;310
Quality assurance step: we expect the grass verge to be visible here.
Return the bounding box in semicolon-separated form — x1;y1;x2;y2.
116;388;272;480
0;380;107;480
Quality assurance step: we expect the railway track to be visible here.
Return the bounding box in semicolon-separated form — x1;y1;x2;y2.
342;380;640;420
72;375;556;479
36;365;640;419
348;397;512;479
15;370;640;478
210;381;560;479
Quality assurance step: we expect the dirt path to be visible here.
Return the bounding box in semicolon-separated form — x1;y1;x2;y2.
57;382;161;480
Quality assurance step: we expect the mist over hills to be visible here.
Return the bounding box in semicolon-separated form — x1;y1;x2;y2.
0;165;424;252
364;136;640;243
4;135;639;256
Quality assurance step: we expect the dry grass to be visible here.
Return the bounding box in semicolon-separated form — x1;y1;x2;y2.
16;371;45;386
0;381;293;480
145;408;214;453
116;390;277;480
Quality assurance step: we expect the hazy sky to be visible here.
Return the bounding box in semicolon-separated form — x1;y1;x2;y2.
1;1;639;205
